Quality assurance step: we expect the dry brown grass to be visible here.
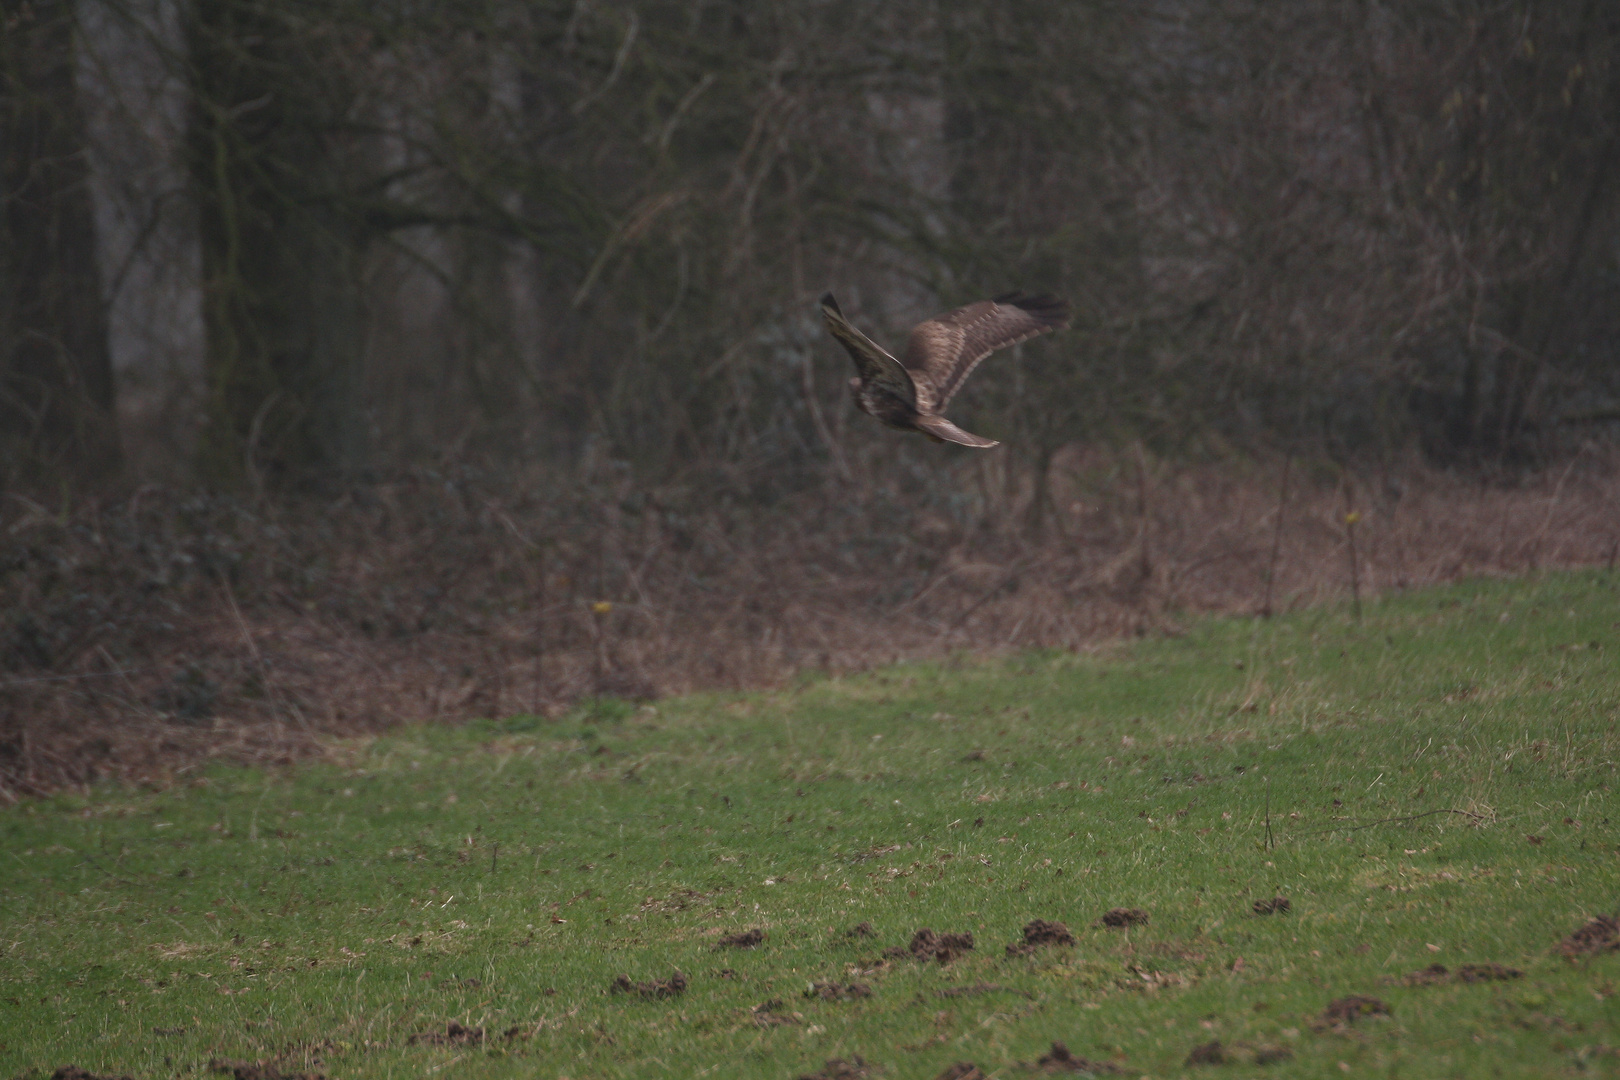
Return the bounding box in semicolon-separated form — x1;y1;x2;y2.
3;448;1617;798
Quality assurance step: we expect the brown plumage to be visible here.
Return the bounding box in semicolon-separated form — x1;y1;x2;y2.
820;292;1070;447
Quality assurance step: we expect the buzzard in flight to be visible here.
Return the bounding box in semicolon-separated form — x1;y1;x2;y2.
821;292;1070;448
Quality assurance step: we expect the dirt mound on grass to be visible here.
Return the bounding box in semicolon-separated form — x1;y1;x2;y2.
1098;908;1148;928
1313;995;1390;1030
1464;965;1522;984
1033;1040;1122;1073
1252;1045;1293;1065
208;1060;324;1080
716;928;765;949
1557;914;1620;958
1400;962;1451;986
1401;962;1522;986
1184;1040;1290;1067
1252;896;1290;915
752;998;802;1026
52;1068;134;1080
1458;962;1523;982
935;1065;986;1080
885;928;974;963
1007;919;1076;955
406;1022;484;1046
846;921;876;938
610;970;688;998
797;1057;874;1080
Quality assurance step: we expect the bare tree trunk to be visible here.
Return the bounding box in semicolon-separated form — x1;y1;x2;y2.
184;0;365;490
0;0;120;486
76;0;206;480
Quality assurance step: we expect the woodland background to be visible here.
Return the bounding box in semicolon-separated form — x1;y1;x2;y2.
3;0;1619;794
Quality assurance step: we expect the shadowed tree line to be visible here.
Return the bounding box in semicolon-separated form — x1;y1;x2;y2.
4;0;1620;497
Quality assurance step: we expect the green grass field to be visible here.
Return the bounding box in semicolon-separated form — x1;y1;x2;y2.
4;572;1618;1080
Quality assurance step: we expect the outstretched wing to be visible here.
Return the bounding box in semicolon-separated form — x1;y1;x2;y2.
820;293;915;409
902;293;1070;414
914;413;1000;448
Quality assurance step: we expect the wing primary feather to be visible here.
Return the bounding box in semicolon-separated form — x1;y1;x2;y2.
990;292;1070;329
902;291;1071;413
820;292;916;408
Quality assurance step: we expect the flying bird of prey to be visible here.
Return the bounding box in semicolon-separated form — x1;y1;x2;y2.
820;291;1070;448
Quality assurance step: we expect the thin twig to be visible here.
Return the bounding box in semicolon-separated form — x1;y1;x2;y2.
1133;440;1153;583
1261;456;1291;617
570;10;639;116
489;506;549;715
77;851;135;887
1264;776;1274;851
802;344;853;483
1342;476;1362;622
221;577;312;737
534;545;547;716
0;668;158;687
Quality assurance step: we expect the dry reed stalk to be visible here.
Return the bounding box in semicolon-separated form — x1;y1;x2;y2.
1261;456;1291;617
1342;476;1363;622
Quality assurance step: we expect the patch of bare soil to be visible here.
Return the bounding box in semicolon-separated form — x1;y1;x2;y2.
610;970;688;998
208;1060;324;1080
1007;919;1075;956
752;998;802;1026
1252;896;1290;915
1459;962;1523;982
796;1057;874;1080
1313;995;1391;1031
807;981;872;1001
1030;1041;1121;1073
716;928;765;949
886;928;975;964
51;1068;134;1080
936;1065;987;1080
1557;915;1620;959
1401;962;1523;986
1098;908;1149;928
1400;962;1451;986
405;1022;484;1046
846;921;876;939
1184;1040;1291;1067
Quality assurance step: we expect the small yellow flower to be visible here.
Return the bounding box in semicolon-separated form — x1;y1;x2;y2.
1344;511;1361;525
591;600;613;615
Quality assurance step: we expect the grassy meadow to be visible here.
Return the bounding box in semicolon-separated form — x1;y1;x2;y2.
3;571;1618;1079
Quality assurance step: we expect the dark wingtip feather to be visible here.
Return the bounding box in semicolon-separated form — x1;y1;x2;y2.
820;292;841;313
993;291;1070;328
